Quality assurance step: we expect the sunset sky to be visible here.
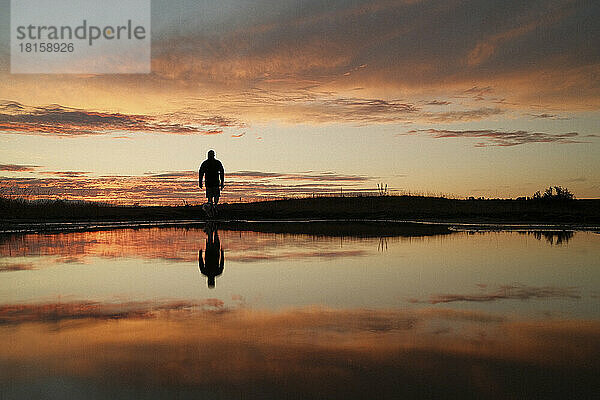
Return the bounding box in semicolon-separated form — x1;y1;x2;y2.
1;0;599;204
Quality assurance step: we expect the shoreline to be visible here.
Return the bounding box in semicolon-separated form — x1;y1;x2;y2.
1;218;599;235
3;196;600;234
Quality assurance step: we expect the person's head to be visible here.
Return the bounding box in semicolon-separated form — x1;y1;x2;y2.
208;276;216;288
208;150;215;159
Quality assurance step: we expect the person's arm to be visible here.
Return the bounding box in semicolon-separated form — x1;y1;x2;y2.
199;165;204;188
219;162;224;189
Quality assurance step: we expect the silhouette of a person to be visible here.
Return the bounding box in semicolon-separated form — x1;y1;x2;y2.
199;150;225;212
198;224;224;288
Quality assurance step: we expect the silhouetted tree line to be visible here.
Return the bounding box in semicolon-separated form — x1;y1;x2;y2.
532;186;575;200
514;186;575;201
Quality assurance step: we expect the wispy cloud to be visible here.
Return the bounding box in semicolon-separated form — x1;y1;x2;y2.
185;87;511;125
419;107;504;123
40;171;91;177
463;86;494;95
0;164;39;172
425;100;451;106
203;88;422;124
406;128;587;147
528;113;571;120
228;170;370;182
0;101;244;137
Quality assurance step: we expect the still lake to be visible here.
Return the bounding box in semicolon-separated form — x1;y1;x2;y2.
1;223;599;399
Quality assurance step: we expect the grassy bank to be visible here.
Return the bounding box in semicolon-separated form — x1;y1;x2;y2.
220;196;600;224
2;195;599;225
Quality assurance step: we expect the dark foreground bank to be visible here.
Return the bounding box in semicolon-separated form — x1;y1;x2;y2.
2;196;600;225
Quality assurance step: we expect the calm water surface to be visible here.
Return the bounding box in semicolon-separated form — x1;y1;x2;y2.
1;225;599;398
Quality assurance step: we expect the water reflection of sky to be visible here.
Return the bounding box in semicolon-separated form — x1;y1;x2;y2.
0;228;599;317
0;226;599;399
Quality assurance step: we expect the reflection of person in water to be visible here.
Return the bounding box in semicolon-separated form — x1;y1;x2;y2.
198;225;224;288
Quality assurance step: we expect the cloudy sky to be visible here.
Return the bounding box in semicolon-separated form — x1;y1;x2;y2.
1;0;599;203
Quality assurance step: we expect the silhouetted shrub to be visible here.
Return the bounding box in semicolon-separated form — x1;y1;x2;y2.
533;186;574;200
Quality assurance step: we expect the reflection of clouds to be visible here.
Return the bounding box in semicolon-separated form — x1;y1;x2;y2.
0;300;227;325
0;262;36;272
0;228;206;265
410;284;581;304
0;302;598;398
225;221;451;238
227;249;366;263
0;228;378;267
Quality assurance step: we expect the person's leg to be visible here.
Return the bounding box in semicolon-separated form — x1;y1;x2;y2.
211;190;220;216
206;187;218;205
204;187;219;216
210;186;220;205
